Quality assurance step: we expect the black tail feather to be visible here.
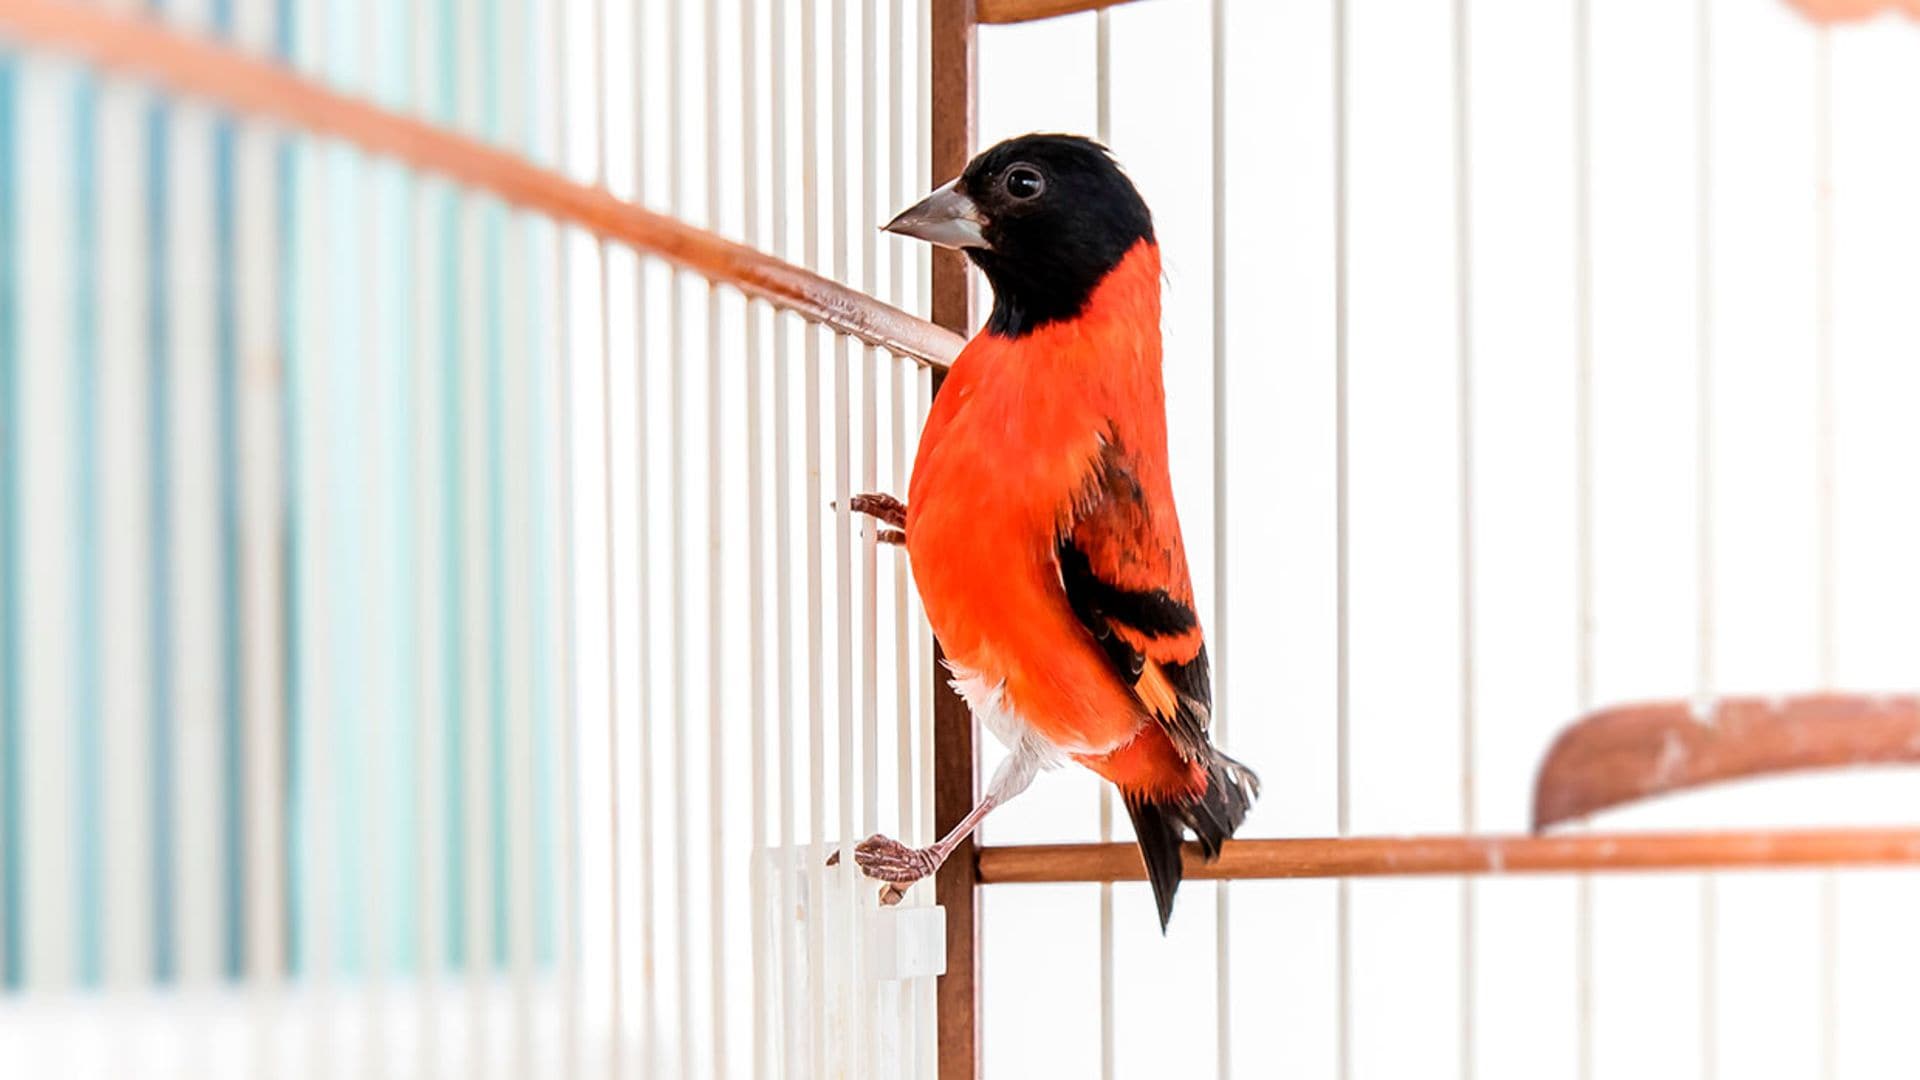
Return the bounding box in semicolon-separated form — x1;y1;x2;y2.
1124;796;1187;933
1125;753;1261;932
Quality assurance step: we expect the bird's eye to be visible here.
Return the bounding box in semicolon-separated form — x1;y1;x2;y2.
1003;164;1046;201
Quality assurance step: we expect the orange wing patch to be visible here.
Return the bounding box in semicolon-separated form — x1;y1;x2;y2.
1057;436;1214;765
1135;659;1182;722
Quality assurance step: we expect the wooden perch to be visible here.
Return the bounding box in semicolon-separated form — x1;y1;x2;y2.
976;829;1920;883
1532;692;1920;831
1783;0;1920;22
0;0;963;370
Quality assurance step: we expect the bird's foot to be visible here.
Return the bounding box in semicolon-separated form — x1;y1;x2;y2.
847;493;907;544
826;833;941;906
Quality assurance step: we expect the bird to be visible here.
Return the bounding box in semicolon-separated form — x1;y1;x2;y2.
841;133;1259;930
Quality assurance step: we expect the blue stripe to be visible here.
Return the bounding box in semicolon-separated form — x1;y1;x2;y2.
210;0;245;984
0;54;22;992
327;136;365;978
145;91;177;987
437;0;465;971
485;204;508;969
481;0;507;971
214;109;245;983
278;142;302;976
381;0;421;978
528;230;553;969
527;213;556;969
439;191;465;970
522;0;556;971
383;160;420;975
274;46;302;977
72;73;104;989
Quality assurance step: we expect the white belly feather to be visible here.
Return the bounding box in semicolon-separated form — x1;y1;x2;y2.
946;662;1070;768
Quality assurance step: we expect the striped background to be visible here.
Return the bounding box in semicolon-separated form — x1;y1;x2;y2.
0;0;564;993
0;1;946;1076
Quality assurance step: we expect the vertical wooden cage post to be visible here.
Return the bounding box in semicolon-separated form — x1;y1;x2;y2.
929;1;979;1077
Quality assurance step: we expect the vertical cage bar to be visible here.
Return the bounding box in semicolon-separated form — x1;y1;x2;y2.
235;0;284;1002
915;9;938;1073
628;0;658;1071
741;0;771;1073
500;0;538;1071
292;0;335;1028
829;0;863;1062
1332;1;1352;1078
367;0;399;1065
457;0;497;1057
703;0;730;1072
96;38;154;1001
805;323;826;1080
410;0;445;1069
768;0;804;1072
590;0;624;1071
0;45;17;1001
1093;13;1115;1080
21;47;78;995
886;0;918;1069
1572;2;1596;1078
1451;1;1478;1078
1208;0;1232;1075
704;0;730;1072
667;0;696;1069
1812;25;1838;1080
915;363;938;1080
542;1;580;1071
801;0;829;1067
858;0;884;1044
929;2;978;1077
169;0;224;996
1694;2;1717;1077
551;0;581;1069
226;8;277;1075
855;0;883;1067
359;0;388;1062
890;348;917;1075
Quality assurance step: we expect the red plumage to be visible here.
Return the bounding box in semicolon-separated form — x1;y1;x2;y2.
851;134;1256;928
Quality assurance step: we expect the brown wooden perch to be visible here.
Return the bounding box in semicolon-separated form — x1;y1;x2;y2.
1532;692;1920;831
1783;0;1920;22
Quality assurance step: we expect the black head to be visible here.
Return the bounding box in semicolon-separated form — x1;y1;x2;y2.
883;133;1155;338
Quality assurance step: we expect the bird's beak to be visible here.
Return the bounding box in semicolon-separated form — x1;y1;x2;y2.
882;178;988;250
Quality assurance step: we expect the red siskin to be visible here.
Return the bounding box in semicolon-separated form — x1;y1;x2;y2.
849;134;1258;930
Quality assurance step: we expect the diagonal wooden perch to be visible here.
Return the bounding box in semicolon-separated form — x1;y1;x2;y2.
1532;692;1920;831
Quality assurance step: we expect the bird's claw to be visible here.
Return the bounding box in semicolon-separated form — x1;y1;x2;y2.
848;492;907;529
851;833;939;885
825;836;931;904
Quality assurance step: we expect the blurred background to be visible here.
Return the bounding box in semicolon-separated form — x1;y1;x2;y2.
3;0;1920;1077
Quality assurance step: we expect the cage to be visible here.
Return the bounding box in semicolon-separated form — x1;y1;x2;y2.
3;0;1920;1078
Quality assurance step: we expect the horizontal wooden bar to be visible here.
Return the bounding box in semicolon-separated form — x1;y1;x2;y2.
975;0;1149;26
1532;692;1920;830
0;0;963;370
974;829;1920;884
1782;0;1920;24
